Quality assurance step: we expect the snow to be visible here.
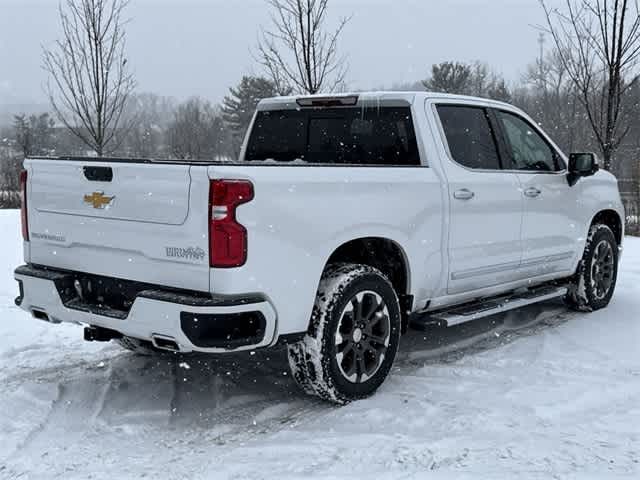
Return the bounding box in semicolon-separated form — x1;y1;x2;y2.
0;208;639;478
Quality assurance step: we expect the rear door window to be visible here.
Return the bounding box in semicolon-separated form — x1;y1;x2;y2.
436;105;502;170
245;107;420;166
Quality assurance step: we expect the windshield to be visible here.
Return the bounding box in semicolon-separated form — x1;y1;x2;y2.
244;106;421;166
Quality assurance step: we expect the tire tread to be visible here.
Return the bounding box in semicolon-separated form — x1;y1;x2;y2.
566;223;618;311
287;263;400;404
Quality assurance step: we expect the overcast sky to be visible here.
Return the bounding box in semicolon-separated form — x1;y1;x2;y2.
0;0;563;106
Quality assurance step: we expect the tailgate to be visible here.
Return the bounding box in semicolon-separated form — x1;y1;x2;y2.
25;159;211;292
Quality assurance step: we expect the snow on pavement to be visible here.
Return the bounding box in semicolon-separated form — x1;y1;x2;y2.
0;209;638;479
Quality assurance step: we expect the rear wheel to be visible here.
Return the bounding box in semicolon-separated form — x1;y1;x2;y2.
566;224;619;311
287;264;401;404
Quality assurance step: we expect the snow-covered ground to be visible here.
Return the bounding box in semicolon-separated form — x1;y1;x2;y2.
0;209;639;479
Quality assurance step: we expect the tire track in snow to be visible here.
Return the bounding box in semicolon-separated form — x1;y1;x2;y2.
0;302;595;479
0;381;64;477
10;382;65;456
4;364;116;478
0;350;124;386
166;354;323;442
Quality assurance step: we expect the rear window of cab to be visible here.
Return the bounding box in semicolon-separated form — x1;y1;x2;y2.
245;106;421;166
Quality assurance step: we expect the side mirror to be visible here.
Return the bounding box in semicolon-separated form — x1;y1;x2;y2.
568;152;599;186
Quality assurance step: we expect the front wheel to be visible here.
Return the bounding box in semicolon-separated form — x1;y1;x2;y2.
287;264;401;404
566;224;619;311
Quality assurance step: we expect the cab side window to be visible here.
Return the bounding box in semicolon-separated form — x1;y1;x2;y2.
436;105;502;170
496;111;561;172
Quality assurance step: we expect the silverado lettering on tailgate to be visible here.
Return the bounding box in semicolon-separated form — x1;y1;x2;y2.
165;247;206;261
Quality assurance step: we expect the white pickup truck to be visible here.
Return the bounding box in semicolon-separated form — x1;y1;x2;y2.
15;92;624;404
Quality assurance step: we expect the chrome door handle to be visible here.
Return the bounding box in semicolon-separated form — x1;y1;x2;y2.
524;187;542;198
454;188;475;200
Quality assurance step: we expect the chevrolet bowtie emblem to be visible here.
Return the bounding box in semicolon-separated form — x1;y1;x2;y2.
84;192;115;209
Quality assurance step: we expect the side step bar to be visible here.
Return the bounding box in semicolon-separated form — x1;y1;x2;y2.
410;285;568;330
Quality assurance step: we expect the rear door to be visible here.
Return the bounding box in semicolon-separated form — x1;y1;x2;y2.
493;109;580;277
433;103;524;295
26;159;211;292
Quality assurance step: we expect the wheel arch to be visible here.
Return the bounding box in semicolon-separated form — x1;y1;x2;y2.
324;237;411;298
590;209;623;245
322;237;413;333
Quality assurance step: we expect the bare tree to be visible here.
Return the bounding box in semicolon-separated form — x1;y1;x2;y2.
540;0;640;170
166;98;227;161
118;93;176;158
43;0;136;157
13;113;56;158
257;0;350;94
519;47;588;153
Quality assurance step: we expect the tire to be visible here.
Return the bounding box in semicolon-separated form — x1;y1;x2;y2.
566;224;619;311
287;263;402;404
115;336;161;356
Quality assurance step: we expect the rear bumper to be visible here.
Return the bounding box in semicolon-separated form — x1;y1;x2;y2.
14;265;280;353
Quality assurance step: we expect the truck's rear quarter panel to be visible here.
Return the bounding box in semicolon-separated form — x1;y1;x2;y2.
208;164;444;335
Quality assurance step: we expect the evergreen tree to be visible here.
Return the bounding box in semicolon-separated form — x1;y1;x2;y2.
423;61;512;102
422;62;473;95
222;76;280;155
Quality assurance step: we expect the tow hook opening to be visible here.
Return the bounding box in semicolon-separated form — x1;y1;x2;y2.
151;335;181;352
84;326;123;343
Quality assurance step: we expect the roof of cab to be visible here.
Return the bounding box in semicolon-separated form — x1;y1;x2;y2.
256;91;517;111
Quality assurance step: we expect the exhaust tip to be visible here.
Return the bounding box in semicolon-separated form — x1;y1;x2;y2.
31;309;62;324
151;335;181;353
32;309;50;322
84;326;123;343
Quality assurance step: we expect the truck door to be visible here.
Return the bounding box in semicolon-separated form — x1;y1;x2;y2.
433;103;524;295
492;109;581;277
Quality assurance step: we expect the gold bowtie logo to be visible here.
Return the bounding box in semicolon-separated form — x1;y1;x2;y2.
84;192;115;209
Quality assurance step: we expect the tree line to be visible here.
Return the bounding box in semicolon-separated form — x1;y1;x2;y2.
1;0;640;232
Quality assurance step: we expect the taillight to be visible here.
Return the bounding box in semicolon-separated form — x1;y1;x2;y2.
20;170;28;241
209;179;254;268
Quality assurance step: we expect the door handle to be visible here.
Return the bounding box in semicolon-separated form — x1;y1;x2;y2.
524;187;542;198
453;188;475;200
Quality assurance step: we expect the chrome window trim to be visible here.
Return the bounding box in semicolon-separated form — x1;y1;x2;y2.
430;99;569;175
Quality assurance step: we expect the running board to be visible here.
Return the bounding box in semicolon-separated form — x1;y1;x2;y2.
410;285;568;330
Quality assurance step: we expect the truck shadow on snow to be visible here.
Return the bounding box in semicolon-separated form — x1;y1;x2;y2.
4;300;575;442
88;300;574;428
